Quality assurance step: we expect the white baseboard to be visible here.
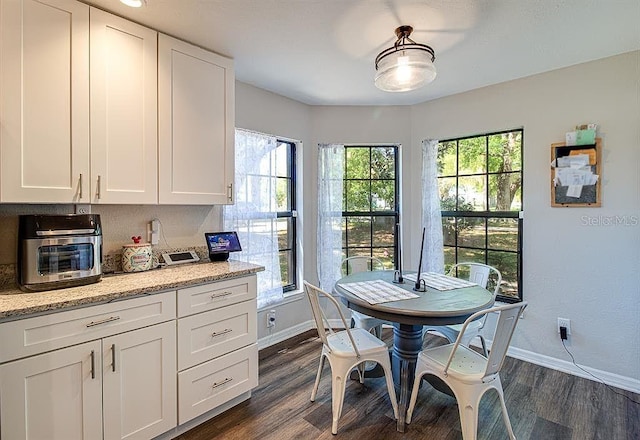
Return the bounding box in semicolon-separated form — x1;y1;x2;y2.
257;321;316;350
505;345;640;394
259;320;640;395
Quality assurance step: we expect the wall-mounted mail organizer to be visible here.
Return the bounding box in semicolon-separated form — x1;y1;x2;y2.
550;138;601;207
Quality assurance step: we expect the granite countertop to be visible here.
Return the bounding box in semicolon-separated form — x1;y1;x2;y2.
0;260;264;320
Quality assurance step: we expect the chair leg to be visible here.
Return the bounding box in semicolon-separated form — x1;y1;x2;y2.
455;384;485;440
458;401;480;440
495;380;516;439
380;361;399;419
356;362;365;384
479;335;488;357
311;355;325;402
373;324;382;339
406;367;425;424
331;368;348;435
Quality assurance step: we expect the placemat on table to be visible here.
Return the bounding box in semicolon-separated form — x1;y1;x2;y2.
403;272;477;291
340;280;420;304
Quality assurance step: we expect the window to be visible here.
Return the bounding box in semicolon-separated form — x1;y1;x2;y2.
275;140;297;292
225;130;298;308
342;145;399;268
438;130;523;302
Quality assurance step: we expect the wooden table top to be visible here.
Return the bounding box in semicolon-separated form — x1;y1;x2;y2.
335;270;494;326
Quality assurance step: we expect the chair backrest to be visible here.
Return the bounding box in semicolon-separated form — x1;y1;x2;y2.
341;256;385;275
448;262;502;297
445;301;528;380
303;281;361;356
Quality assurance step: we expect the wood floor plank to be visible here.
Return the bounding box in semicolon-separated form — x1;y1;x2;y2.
178;329;640;440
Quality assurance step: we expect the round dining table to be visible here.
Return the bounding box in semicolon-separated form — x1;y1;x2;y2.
334;269;494;432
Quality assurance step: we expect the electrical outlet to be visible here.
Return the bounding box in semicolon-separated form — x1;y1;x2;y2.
150;219;160;245
557;317;571;335
266;310;276;328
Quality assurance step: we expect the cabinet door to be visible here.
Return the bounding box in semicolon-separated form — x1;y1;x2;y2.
158;33;235;205
90;8;158;204
0;0;90;203
0;340;102;440
102;320;177;440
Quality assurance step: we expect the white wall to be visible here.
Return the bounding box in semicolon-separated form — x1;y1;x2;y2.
235;82;315;340
410;51;640;382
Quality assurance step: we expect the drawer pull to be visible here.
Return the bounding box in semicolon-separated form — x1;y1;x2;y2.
111;344;116;372
90;350;96;379
211;377;233;389
86;316;121;328
211;328;233;338
211;291;233;299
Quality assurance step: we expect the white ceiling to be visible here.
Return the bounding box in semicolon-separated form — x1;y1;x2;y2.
84;0;640;106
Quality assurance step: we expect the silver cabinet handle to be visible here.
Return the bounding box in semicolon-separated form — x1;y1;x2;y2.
227;183;233;202
211;291;233;299
90;350;96;379
211;377;232;389
86;316;120;328
79;173;83;199
96;175;101;200
211;328;232;338
111;344;116;372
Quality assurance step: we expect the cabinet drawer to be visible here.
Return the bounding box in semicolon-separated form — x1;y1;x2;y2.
177;300;257;371
177;344;257;425
0;291;176;363
177;275;256;317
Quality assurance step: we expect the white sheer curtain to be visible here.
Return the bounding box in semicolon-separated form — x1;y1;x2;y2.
224;129;283;308
421;139;445;273
317;144;345;292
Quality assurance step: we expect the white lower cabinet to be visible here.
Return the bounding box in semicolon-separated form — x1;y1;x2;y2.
0;292;177;440
176;275;258;425
0;340;103;439
0;275;258;439
103;321;177;440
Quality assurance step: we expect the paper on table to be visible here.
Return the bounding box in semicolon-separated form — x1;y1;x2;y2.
339;280;419;304
404;272;477;291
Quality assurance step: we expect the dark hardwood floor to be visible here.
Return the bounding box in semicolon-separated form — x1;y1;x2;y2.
177;329;640;440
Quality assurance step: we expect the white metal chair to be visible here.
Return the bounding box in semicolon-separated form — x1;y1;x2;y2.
423;262;502;355
303;281;398;435
341;256;388;338
407;301;528;440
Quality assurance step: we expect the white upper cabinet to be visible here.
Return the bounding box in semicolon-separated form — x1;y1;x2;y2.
1;1;235;205
90;8;158;204
0;0;90;203
158;34;235;205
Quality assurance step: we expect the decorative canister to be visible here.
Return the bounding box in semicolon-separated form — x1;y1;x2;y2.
122;236;153;272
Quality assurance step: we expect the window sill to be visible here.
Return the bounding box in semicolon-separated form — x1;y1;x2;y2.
257;290;305;312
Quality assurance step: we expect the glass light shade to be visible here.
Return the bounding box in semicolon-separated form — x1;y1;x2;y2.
120;0;144;7
375;48;437;92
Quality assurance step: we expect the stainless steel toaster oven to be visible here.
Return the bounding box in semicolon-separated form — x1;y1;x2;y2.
18;214;102;291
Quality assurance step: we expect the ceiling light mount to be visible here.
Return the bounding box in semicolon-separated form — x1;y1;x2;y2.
120;0;146;8
374;25;437;92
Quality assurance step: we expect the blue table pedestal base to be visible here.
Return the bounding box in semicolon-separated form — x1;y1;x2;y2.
392;323;424;432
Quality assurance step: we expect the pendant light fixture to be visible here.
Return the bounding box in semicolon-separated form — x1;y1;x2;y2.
374;25;436;92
